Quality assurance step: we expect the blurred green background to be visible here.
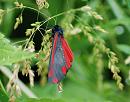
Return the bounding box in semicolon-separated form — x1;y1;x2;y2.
1;0;130;102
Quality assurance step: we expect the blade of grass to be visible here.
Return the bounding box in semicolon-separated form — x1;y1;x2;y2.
107;0;130;31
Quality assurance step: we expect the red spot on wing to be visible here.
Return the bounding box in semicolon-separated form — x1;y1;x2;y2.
52;77;58;83
61;66;67;75
61;37;74;62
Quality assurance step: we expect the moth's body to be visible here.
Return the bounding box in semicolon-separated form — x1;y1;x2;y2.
48;25;73;83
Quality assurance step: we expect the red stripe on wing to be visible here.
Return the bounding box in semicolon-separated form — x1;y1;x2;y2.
61;37;74;62
63;46;71;68
61;37;73;69
51;33;59;64
48;68;53;77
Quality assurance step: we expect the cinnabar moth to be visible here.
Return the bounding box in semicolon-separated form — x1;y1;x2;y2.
48;25;74;84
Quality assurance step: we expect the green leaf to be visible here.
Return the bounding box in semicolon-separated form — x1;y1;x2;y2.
0;80;7;94
107;0;130;31
1;2;14;37
0;80;9;102
117;44;130;55
107;0;126;19
0;33;34;65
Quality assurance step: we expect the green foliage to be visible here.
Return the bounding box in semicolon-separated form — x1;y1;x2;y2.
1;0;130;102
117;44;130;55
0;80;9;102
0;33;34;65
16;98;64;102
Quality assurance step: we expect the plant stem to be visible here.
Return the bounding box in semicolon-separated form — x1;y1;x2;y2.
0;66;38;98
12;39;27;45
39;8;81;27
23;6;49;18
